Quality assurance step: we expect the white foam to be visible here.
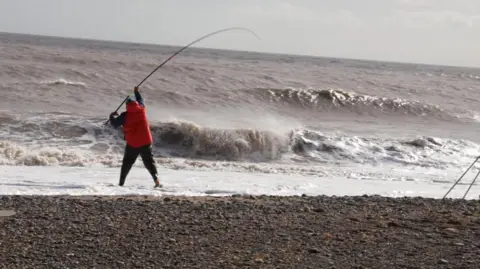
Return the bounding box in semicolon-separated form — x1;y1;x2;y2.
292;130;480;169
0;164;477;199
40;78;86;87
0;141;120;167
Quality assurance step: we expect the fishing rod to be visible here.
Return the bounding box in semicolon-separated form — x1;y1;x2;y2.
104;27;261;126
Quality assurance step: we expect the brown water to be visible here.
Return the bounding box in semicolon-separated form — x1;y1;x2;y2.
1;32;480;170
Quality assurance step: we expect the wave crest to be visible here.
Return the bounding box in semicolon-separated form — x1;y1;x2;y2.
247;88;446;117
151;121;289;161
40;78;86;87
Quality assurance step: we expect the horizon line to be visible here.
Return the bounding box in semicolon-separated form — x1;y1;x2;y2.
1;30;479;69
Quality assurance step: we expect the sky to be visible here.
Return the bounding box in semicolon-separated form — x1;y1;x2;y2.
1;0;480;67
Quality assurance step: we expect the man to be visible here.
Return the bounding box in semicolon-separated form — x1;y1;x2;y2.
109;86;161;188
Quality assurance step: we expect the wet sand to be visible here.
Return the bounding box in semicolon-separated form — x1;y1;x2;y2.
0;195;479;269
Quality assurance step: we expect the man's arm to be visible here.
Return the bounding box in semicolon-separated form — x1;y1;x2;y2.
109;112;126;128
134;86;144;107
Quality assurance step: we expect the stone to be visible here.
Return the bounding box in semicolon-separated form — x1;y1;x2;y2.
0;210;16;218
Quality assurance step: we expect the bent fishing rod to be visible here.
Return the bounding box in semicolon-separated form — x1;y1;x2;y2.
104;27;261;125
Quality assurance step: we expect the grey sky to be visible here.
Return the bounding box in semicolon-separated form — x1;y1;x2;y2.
1;0;480;67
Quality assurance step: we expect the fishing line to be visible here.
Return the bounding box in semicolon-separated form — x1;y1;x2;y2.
104;27;261;125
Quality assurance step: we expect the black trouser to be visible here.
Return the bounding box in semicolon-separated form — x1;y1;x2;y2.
119;144;158;186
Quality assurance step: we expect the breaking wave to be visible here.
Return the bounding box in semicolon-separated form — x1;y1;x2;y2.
151;121;289;161
243;88;451;118
1;114;479;170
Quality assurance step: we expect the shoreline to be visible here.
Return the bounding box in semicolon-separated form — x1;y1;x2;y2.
0;192;476;199
1;194;479;268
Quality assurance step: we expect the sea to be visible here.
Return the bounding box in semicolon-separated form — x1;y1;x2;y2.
1;31;479;199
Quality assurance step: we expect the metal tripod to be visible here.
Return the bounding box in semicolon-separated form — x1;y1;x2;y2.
442;156;480;200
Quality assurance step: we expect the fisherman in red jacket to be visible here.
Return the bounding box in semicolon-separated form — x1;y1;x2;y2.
109;86;161;188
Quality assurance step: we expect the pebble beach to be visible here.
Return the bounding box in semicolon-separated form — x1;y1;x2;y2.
1;195;479;269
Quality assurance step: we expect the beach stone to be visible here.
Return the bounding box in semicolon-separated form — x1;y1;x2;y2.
0;210;16;218
313;207;325;213
444;227;458;232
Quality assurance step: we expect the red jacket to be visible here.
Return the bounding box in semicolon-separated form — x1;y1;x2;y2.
123;101;153;148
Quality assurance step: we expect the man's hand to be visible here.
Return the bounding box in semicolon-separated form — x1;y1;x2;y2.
110;111;119;117
134;86;139;92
